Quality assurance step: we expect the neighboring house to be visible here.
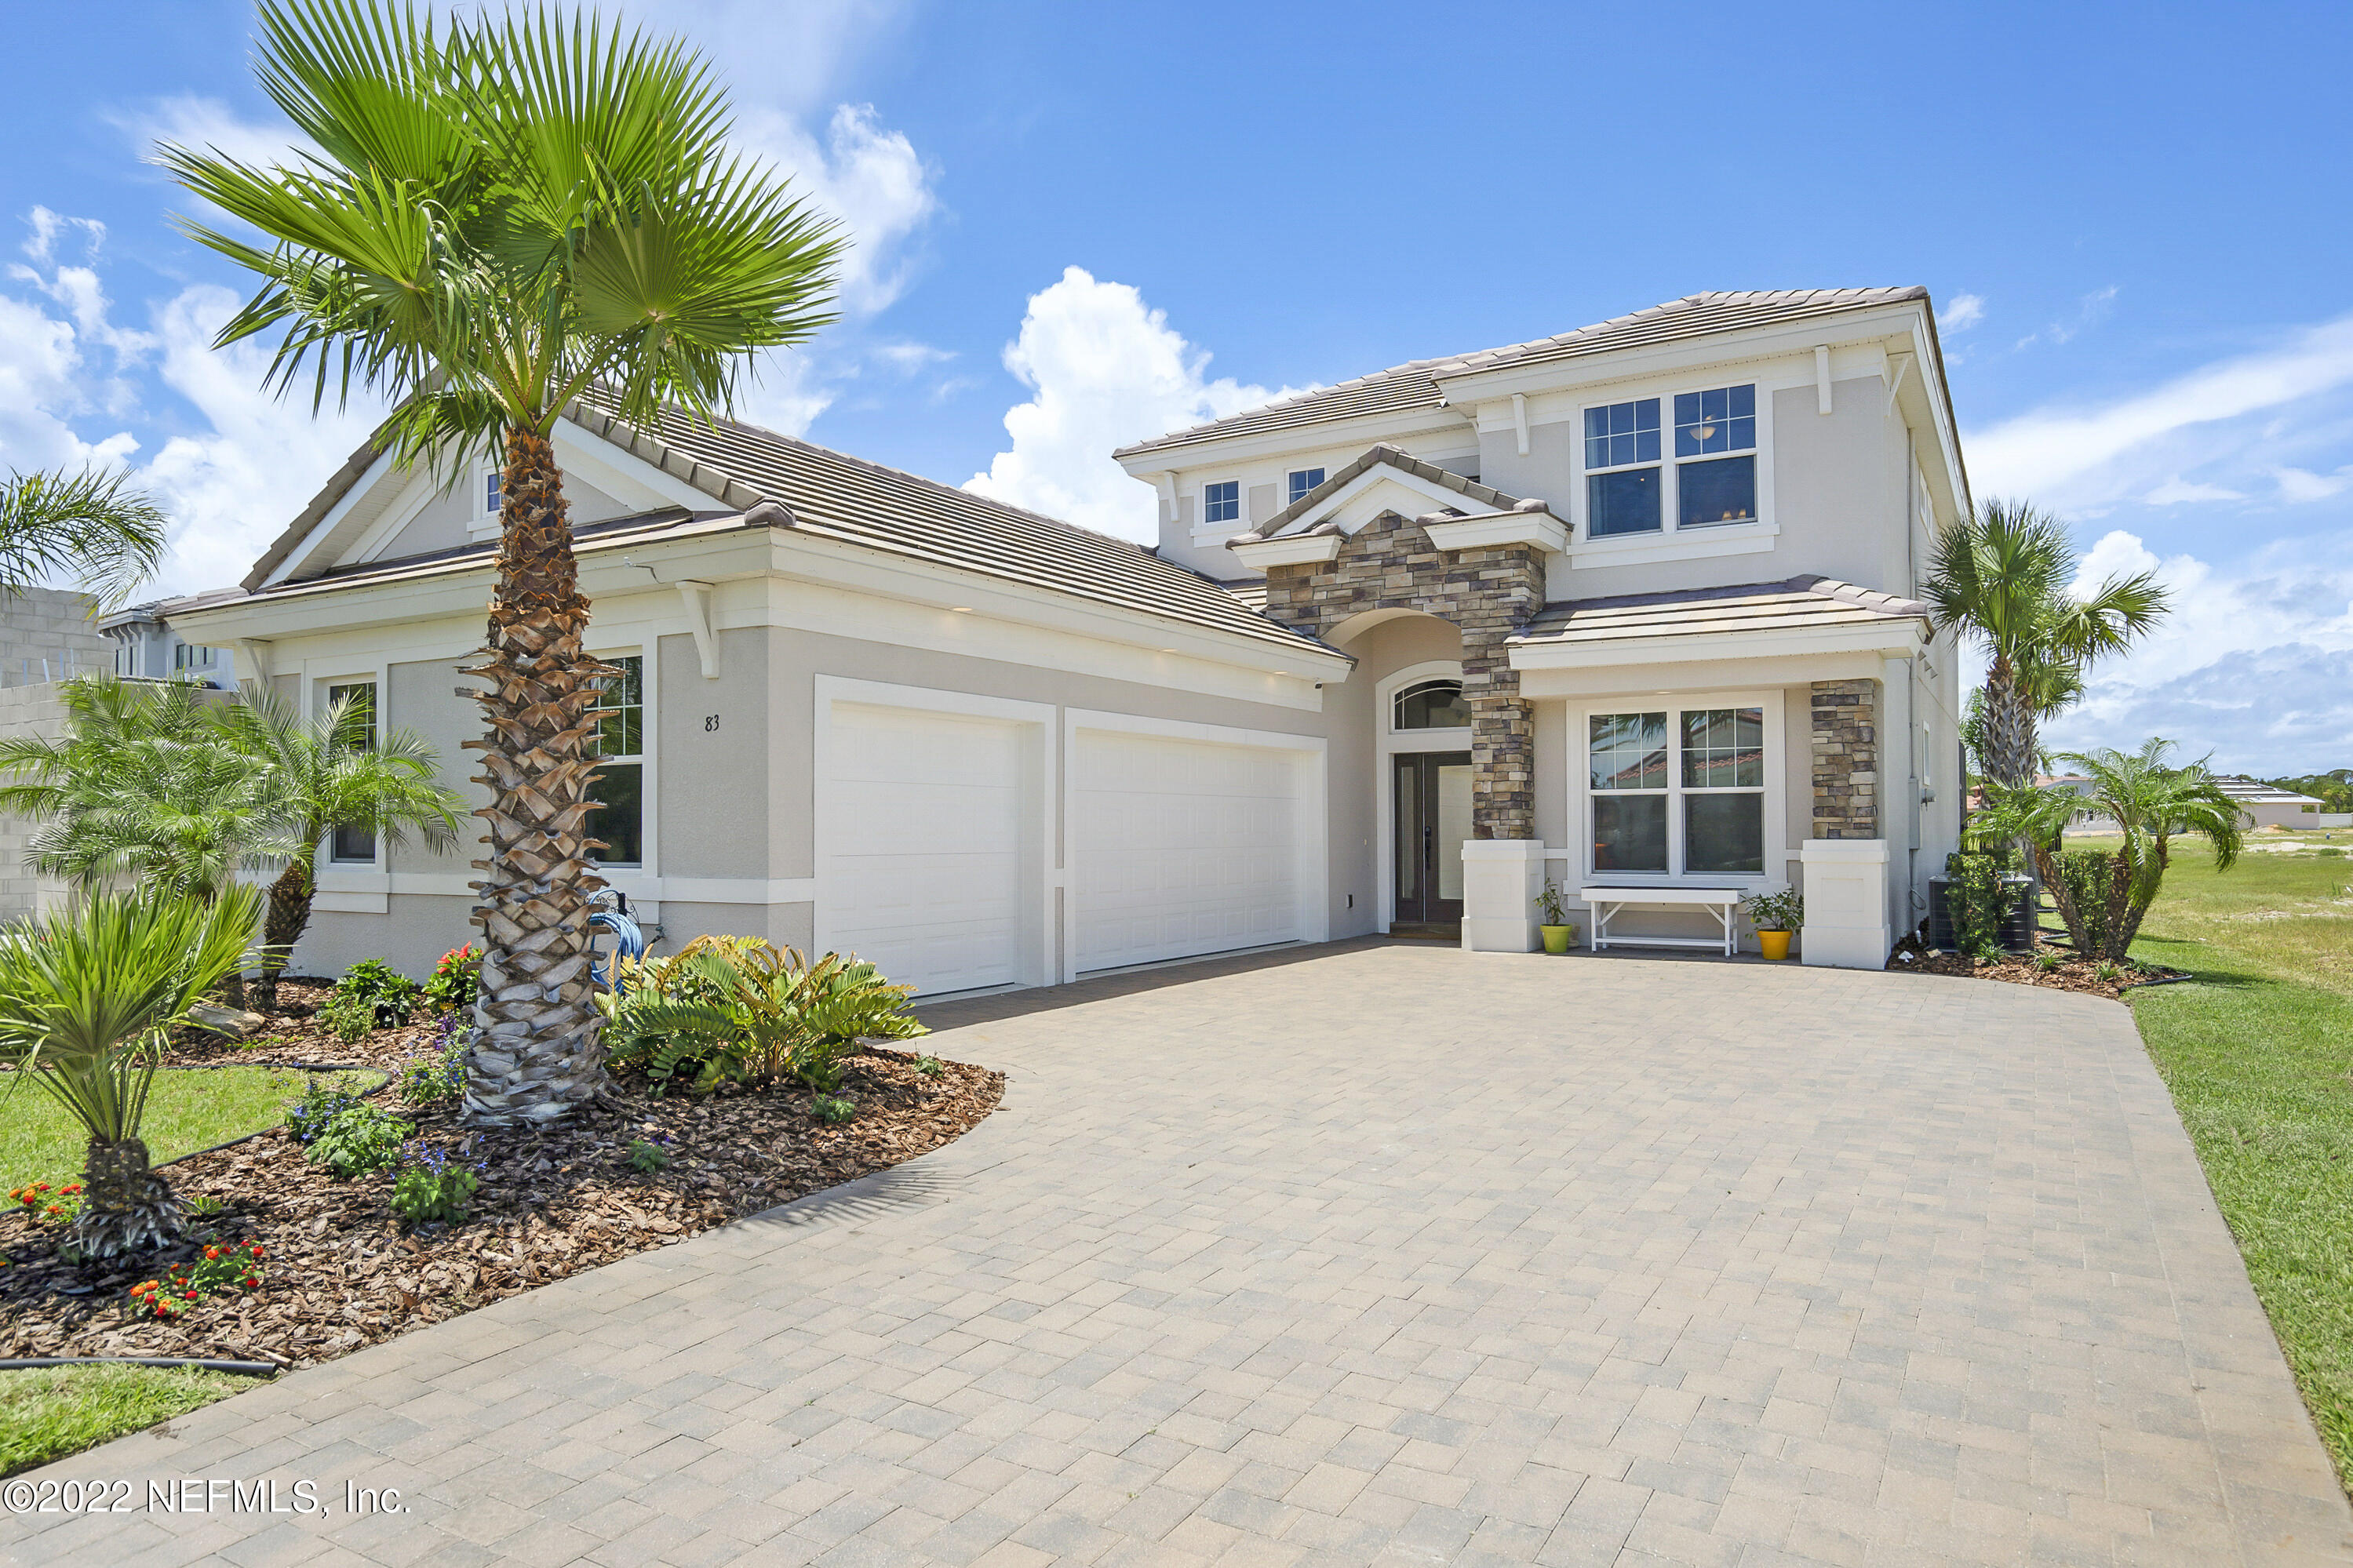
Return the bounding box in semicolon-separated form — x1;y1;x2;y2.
158;286;1965;989
2215;776;2329;831
99;601;239;689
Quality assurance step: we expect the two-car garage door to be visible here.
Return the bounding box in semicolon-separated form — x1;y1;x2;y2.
819;693;1317;999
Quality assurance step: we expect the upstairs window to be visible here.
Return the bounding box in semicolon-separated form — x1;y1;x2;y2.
1392;679;1472;730
172;642;220;671
1583;398;1661;537
1674;385;1757;528
483;470;502;517
1203;480;1240;526
1287;467;1326;505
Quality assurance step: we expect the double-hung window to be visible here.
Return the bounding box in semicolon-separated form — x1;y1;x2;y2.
1588;704;1765;879
1287;467;1326;506
483;470;502;518
1203;480;1240;526
587;655;644;867
326;681;378;864
1583;383;1758;537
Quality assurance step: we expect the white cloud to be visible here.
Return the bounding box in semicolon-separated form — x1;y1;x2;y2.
2276;464;2353;504
1938;293;1984;332
735;103;936;320
964;267;1306;540
2141;477;2246;505
632;0;911;116
112;94;315;173
732;348;835;441
2040;528;2353;773
1968;312;2353;502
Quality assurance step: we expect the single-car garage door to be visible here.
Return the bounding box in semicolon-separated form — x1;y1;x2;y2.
821;702;1029;997
1074;729;1312;973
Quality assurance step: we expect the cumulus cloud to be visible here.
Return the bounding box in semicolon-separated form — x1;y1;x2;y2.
2038;528;2353;773
2141;477;2246;505
1938;293;1984;332
963;267;1306;540
735;103;935;320
111;93;315;175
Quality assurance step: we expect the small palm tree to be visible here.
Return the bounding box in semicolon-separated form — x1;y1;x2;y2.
164;0;843;1124
1923;500;2169;788
217;683;464;1007
1980;739;2242;962
0;886;264;1256
0;467;169;607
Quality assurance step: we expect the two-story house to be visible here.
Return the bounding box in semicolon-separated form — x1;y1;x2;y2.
155;286;1964;991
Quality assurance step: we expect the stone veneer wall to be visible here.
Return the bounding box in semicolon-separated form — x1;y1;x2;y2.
1258;510;1546;839
1809;678;1880;839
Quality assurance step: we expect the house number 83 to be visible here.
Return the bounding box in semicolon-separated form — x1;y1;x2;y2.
703;715;719;732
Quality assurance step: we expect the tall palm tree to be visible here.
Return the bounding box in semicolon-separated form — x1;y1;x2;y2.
1923;499;2169;789
0;886;264;1256
162;1;843;1123
216;682;465;1007
0;467;169;607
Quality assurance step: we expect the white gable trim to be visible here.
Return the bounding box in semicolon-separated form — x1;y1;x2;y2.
265;448;406;588
1264;460;1484;539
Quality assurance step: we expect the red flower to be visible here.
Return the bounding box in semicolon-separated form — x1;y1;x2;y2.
183;1290;197;1301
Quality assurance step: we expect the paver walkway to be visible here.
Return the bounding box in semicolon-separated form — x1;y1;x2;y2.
6;942;2349;1566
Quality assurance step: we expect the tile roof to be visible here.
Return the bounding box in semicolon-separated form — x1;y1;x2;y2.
1115;288;1930;460
218;402;1332;660
1511;576;1932;647
1237;444;1524;541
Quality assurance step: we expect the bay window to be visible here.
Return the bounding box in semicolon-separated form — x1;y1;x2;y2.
1587;703;1768;880
1582;383;1759;539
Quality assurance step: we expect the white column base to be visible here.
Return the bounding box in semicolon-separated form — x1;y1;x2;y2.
1460;839;1546;953
1801;838;1890;970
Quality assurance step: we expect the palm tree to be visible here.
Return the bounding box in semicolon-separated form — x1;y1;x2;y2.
1979;739;2242;962
1922;500;2169;789
0;467;169;607
217;683;464;1008
0;886;264;1256
162;1;843;1123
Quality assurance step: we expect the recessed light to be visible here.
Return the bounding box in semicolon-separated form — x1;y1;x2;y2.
1158;647;1178;653
949;606;974;613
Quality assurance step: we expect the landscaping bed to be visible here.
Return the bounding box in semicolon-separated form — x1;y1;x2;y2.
1888;942;2188;999
0;1042;1002;1370
163;977;441;1072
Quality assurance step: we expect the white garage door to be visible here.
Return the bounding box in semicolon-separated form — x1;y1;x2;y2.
821;703;1027;997
1074;729;1309;973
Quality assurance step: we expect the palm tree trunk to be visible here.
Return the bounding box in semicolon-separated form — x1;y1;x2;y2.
253;860;313;1012
461;424;612;1125
1980;658;2038;789
76;1136;182;1257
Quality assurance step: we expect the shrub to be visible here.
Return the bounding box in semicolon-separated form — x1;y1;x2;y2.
1740;888;1804;933
315;993;374;1044
332;958;421;1028
304;1104;407;1179
811;1093;856;1124
1943;852;2012;959
400;1018;469;1106
421;944;481;1015
2319;846;2345;859
284;1077;368;1143
625;1137;668;1173
128;1241;265;1320
389;1147;480;1224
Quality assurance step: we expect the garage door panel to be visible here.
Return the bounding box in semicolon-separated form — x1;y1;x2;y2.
1075;729;1313;973
823;704;1028;997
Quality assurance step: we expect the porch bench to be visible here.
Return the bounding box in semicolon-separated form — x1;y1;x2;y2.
1579;886;1748;956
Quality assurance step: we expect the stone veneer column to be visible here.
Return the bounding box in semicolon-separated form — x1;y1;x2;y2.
1809;678;1881;839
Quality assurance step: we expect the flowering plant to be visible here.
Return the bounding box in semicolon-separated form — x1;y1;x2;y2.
422;944;482;1015
128;1241;266;1319
388;1145;482;1224
8;1181;83;1228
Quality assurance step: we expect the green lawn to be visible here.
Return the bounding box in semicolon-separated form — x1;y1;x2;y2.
2;1066;373;1195
0;1363;264;1477
2114;839;2353;1488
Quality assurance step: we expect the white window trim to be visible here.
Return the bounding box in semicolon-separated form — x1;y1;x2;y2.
1285;466;1329;508
1374;661;1471;934
306;660;392;901
1201;478;1243;530
588;645;649;871
1569;689;1786;890
1571;379;1776;550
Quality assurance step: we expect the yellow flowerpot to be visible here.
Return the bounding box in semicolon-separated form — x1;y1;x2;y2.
1540;924;1575;955
1757;929;1793;961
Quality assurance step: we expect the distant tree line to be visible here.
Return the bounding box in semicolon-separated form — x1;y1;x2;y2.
2264;769;2353;813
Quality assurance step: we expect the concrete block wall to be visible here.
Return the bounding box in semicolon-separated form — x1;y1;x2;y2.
0;682;78;924
0;588;112;689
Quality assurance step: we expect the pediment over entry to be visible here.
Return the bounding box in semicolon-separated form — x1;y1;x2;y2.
1226;442;1569;569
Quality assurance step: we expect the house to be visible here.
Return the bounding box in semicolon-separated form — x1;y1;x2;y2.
156;287;1966;991
99;600;239;689
2214;776;2329;831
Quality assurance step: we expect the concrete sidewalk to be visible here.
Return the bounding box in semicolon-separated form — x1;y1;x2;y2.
6;941;2348;1566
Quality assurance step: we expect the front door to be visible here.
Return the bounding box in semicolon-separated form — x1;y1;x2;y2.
1393;751;1472;929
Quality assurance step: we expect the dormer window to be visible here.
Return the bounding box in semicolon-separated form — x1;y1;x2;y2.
1287;467;1326;505
1393;679;1472;730
1204;480;1240;526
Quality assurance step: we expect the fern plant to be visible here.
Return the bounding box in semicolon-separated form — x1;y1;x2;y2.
598;937;926;1093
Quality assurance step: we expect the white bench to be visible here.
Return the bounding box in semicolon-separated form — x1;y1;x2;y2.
1579;886;1747;956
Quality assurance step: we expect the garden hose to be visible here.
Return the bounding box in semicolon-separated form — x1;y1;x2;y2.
0;1356;279;1376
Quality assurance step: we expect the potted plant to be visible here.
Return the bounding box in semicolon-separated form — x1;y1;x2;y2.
1742;888;1804;960
1534;880;1579;955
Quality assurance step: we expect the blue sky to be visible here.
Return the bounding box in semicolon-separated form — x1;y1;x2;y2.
2;0;2349;773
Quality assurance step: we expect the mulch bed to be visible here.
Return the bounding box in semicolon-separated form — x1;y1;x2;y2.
1887;941;2189;999
159;978;440;1072
0;1040;1003;1369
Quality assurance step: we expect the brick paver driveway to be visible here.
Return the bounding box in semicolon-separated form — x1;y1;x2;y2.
9;942;2350;1567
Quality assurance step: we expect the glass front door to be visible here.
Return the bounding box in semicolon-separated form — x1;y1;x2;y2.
1394;751;1472;927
